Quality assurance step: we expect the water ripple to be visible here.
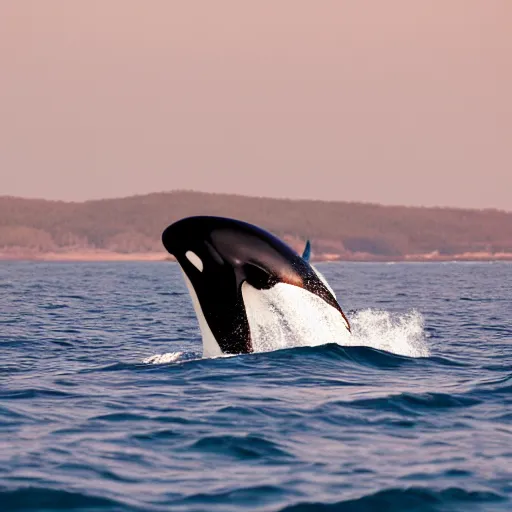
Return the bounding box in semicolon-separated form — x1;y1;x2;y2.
0;261;511;511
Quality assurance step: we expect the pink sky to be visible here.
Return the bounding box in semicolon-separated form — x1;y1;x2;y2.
1;1;511;209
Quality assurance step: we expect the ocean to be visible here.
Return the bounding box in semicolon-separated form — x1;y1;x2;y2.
1;261;510;511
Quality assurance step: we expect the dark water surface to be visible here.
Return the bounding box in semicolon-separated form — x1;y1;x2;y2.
1;262;511;511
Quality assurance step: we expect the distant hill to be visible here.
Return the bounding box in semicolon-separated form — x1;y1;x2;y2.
1;191;512;261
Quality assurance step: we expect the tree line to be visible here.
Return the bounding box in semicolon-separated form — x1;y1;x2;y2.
1;191;512;258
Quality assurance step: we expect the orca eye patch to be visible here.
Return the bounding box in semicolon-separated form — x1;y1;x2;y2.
243;263;278;290
185;251;203;272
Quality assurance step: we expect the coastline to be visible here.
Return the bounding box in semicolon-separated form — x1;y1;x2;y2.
1;250;512;263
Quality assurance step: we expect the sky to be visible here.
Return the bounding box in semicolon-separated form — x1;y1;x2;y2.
1;1;511;209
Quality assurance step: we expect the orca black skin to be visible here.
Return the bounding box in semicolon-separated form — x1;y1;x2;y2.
162;216;350;355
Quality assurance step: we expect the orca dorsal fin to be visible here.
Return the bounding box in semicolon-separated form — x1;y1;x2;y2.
302;240;311;263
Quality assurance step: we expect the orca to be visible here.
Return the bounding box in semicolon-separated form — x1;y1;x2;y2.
162;216;351;356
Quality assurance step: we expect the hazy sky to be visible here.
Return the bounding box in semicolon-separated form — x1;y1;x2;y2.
1;1;511;209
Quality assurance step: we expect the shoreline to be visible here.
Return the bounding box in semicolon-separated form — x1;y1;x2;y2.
1;251;512;263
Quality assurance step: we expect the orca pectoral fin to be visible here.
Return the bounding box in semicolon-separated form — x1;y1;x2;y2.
302;240;311;263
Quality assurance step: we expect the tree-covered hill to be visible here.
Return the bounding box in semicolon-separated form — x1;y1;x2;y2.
1;191;512;260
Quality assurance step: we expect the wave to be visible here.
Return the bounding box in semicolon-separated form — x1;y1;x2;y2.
348;391;481;414
279;486;506;512
189;434;293;460
0;487;131;512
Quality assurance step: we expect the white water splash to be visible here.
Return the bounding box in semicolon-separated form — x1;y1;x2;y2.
241;281;429;358
143;352;183;364
347;309;430;358
242;281;352;354
141;308;429;364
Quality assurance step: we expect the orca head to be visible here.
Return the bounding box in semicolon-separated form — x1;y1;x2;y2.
162;216;350;355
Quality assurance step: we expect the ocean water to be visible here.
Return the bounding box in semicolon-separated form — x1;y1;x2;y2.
1;261;511;512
